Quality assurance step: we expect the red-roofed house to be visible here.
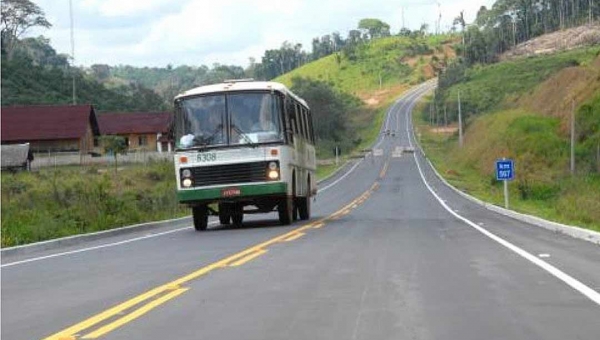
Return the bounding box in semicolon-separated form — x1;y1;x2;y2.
1;104;100;154
97;112;173;152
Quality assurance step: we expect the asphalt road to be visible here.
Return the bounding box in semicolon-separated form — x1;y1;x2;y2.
2;81;600;340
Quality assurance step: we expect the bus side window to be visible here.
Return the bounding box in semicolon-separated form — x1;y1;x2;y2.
292;103;300;137
301;107;310;141
295;104;306;140
285;99;295;143
307;110;315;143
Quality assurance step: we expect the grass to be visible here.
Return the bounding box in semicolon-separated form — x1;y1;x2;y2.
1;161;188;247
276;35;455;96
316;162;344;181
414;98;600;232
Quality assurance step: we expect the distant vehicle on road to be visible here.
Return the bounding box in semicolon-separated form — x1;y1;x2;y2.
173;80;316;231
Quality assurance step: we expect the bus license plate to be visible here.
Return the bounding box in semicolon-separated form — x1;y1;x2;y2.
222;188;241;197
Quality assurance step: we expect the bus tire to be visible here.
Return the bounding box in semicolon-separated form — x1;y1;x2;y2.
218;203;231;225
232;204;243;227
298;195;311;220
278;196;293;225
192;205;209;231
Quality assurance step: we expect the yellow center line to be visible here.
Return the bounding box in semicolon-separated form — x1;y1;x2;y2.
81;288;189;339
42;285;176;340
228;249;268;267
42;178;382;340
379;159;389;179
282;232;305;242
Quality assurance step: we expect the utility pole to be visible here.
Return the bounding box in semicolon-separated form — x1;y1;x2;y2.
458;91;463;148
429;103;433;126
512;19;517;46
570;100;576;175
444;105;448;127
591;0;594;26
69;0;76;105
597;142;600;173
402;7;405;29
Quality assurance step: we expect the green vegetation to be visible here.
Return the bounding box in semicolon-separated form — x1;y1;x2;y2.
277;35;453;95
456;0;599;65
1;37;167;111
415;105;600;231
417;48;600;231
435;47;600;118
1;161;187;247
316;162;343;181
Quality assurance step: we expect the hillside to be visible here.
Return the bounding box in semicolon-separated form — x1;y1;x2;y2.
276;35;455;104
1;37;166;112
417;46;600;231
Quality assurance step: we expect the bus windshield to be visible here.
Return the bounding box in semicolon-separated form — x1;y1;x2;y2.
177;92;283;149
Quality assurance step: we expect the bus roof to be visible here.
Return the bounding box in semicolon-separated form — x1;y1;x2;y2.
174;81;309;108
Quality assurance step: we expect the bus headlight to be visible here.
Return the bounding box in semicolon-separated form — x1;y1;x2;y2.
181;169;192;178
268;161;278;170
268;170;280;180
182;178;193;188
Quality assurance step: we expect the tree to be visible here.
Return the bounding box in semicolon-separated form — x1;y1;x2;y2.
100;135;127;174
358;18;391;39
91;64;111;80
453;10;466;32
1;0;51;61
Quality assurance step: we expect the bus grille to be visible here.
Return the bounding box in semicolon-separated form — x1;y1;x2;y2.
188;162;267;187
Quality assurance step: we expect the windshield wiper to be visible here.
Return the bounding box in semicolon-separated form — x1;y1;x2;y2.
191;124;224;150
230;124;258;148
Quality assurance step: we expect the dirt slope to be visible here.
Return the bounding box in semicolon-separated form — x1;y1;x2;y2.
501;24;600;61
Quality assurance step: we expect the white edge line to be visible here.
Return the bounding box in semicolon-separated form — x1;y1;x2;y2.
318;158;364;193
1;215;192;253
0;222;217;268
403;91;600;306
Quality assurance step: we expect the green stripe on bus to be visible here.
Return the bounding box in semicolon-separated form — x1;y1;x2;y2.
177;182;287;202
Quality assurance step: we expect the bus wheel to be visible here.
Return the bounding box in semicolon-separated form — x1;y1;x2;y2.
218;203;231;225
192;205;209;231
298;194;311;220
232;204;243;227
278;196;293;225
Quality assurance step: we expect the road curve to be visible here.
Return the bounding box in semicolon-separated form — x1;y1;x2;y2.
2;81;599;340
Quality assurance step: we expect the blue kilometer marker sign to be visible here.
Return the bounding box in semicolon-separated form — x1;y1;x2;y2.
496;159;515;181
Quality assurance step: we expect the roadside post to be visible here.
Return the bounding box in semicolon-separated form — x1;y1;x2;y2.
496;158;515;209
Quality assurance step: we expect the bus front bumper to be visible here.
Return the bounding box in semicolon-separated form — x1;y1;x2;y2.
177;182;287;204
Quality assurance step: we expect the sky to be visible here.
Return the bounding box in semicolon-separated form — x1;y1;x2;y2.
30;0;496;68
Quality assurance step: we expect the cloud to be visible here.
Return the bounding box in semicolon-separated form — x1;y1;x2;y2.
30;0;495;67
80;0;177;17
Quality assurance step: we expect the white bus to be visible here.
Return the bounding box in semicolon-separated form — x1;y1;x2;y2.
173;80;317;231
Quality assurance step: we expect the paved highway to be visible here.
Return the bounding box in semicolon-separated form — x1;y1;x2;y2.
2;82;599;340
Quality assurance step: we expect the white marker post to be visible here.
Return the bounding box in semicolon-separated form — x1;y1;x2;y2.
503;179;509;209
